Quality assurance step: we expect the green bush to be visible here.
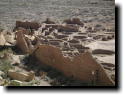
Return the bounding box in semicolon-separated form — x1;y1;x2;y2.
0;59;13;73
0;48;14;73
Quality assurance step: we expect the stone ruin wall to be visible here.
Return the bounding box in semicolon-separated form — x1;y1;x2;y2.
15;19;115;86
15;30;114;86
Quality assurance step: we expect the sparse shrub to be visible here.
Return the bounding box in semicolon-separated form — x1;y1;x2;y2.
9;80;23;86
0;59;13;73
0;48;13;56
0;48;14;74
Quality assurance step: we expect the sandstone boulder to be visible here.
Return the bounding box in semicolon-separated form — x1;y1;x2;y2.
70;52;114;85
4;33;16;45
16;30;35;53
32;44;114;86
8;70;35;82
16;30;30;53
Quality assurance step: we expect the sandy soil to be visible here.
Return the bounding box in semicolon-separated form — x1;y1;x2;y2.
0;0;114;30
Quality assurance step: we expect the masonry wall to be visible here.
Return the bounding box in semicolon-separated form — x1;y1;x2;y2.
16;31;114;86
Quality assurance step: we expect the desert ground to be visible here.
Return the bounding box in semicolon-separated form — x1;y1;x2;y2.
0;0;115;86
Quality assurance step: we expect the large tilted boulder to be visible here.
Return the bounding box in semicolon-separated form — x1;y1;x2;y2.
33;45;64;70
0;32;6;46
32;44;114;86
